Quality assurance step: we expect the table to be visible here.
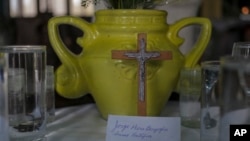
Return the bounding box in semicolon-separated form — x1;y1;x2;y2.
46;101;200;141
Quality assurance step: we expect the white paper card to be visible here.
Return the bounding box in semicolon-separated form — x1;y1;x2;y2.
106;115;180;141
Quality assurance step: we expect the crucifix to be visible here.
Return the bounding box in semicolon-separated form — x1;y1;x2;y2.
111;33;172;116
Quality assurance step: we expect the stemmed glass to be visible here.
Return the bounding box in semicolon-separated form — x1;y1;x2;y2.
200;61;220;141
201;62;219;129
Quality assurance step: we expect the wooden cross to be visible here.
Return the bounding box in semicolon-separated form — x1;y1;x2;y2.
111;33;172;116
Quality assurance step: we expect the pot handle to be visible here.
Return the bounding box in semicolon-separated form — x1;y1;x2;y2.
48;16;94;65
167;18;212;67
48;16;94;98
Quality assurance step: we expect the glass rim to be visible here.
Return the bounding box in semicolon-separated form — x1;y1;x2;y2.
0;45;46;53
180;67;201;74
233;42;250;47
201;60;220;71
234;42;250;45
201;60;220;66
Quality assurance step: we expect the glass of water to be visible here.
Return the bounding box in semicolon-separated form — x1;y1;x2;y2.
178;67;201;128
0;57;9;141
0;45;47;141
200;61;220;141
219;56;250;141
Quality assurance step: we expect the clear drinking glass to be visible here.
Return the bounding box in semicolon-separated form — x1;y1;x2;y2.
219;56;250;141
178;67;201;128
200;61;220;141
0;45;47;141
232;42;250;57
46;65;55;123
0;57;9;141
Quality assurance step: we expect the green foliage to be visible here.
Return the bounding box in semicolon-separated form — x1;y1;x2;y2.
81;0;168;9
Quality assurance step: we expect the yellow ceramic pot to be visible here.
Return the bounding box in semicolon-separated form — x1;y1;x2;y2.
48;9;211;119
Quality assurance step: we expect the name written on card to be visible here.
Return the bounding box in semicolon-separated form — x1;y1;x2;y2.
106;115;180;141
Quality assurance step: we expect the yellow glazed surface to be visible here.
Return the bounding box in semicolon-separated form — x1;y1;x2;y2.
48;10;211;119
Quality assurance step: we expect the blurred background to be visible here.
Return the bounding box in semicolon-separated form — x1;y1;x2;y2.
0;0;250;107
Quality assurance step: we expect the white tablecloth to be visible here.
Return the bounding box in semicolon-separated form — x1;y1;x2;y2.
46;101;200;141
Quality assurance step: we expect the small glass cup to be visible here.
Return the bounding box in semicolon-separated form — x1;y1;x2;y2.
46;65;55;123
232;42;250;57
178;67;201;128
200;61;220;141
